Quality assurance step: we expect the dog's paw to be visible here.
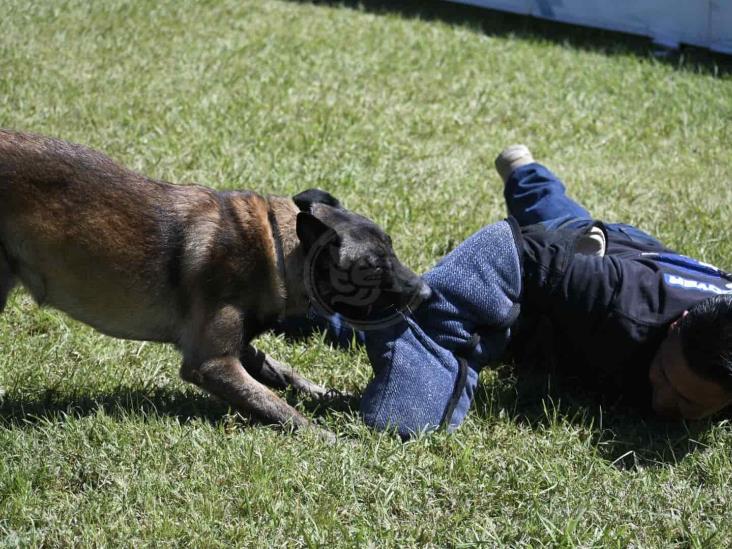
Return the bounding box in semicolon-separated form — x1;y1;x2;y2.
319;387;355;401
307;423;337;444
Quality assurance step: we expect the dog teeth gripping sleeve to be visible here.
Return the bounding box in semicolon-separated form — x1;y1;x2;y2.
360;220;523;438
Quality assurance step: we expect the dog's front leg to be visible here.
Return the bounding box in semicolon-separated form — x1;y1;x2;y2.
182;355;313;430
180;305;333;439
239;345;331;399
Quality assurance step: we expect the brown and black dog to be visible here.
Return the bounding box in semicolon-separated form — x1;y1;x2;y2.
0;130;428;437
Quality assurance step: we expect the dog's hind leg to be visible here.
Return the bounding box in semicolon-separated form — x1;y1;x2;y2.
0;244;16;312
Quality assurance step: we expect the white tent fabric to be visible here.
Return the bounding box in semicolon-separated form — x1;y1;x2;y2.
449;0;732;55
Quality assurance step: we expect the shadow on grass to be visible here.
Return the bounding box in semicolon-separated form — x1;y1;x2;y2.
287;0;732;77
0;368;715;468
0;386;358;431
473;367;719;469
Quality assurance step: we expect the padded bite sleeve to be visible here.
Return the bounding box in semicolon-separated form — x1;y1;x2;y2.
361;220;522;438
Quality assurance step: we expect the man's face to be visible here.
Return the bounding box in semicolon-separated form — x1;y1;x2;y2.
648;317;732;420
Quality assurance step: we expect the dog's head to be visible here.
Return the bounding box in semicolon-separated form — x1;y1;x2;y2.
294;189;430;329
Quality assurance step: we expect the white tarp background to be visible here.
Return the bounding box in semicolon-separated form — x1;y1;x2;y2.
449;0;732;55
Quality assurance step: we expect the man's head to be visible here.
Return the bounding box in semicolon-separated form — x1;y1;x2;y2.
648;295;732;420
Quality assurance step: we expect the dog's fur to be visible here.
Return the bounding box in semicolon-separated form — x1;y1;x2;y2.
0;130;427;436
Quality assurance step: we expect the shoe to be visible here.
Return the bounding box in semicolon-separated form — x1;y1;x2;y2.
494;144;535;183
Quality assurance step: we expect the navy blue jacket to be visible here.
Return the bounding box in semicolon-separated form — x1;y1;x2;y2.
513;221;732;404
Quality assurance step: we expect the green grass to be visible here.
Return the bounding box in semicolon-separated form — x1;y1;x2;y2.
2;0;732;545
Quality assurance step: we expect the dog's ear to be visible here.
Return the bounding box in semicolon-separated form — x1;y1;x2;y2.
296;211;339;252
292;188;342;212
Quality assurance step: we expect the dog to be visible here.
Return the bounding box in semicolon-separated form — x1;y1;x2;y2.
0;129;430;437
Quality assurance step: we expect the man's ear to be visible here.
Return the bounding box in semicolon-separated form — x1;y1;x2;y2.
292;188;342;212
296;212;337;252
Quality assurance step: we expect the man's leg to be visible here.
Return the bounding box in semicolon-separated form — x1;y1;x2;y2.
495;145;664;249
495;145;592;230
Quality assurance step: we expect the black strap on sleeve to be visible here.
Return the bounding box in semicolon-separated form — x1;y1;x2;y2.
440;333;481;430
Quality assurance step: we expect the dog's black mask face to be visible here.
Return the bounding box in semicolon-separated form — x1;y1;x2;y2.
294;189;430;329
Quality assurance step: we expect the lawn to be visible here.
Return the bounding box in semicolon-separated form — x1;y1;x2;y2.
1;0;732;545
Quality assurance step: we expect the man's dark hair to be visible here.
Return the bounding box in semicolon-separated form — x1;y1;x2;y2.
678;295;732;392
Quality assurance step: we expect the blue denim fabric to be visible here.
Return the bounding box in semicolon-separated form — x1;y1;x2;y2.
360;220;522;438
504;163;592;229
506;163;664;249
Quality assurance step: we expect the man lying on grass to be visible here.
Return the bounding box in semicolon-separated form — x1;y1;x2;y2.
282;146;732;438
